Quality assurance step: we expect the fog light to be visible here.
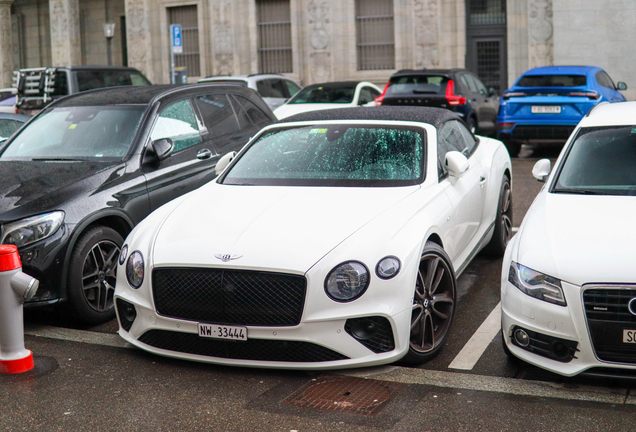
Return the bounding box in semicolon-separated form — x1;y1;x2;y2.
552;341;570;360
116;298;137;332
351;320;378;340
514;328;530;347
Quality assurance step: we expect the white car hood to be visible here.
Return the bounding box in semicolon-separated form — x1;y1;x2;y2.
517;191;636;286
274;104;352;120
152;183;417;272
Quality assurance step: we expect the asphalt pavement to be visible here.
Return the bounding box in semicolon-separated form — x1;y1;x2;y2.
5;144;636;432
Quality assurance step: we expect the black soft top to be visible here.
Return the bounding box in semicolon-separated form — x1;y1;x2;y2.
279;106;459;129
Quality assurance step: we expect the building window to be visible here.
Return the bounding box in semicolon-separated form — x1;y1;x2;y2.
468;0;506;26
168;5;201;77
355;0;395;71
256;0;293;74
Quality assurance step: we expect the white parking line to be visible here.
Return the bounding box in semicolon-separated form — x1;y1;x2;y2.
448;302;502;370
25;322;631;404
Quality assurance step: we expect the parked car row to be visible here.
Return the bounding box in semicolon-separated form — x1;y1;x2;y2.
1;62;632;377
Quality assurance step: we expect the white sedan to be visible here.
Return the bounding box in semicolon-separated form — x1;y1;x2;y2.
502;101;636;376
273;81;381;119
114;106;512;370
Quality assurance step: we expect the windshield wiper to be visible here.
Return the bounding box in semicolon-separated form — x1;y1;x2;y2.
31;157;86;161
553;188;602;195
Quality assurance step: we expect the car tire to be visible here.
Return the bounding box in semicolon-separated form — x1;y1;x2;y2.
400;241;457;365
483;175;513;257
66;226;123;325
502;139;521;158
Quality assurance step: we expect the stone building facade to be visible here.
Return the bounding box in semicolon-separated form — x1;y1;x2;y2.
2;0;635;100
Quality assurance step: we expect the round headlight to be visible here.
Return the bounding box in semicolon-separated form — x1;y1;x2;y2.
126;251;144;289
119;245;128;266
376;256;401;279
325;261;369;302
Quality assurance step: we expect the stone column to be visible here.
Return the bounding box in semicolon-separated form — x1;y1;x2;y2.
0;0;14;87
305;0;333;84
210;0;236;76
49;0;81;66
125;0;154;82
413;0;440;69
528;0;554;68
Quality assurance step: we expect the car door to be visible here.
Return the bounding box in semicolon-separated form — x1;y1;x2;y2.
193;92;259;158
595;70;626;102
437;120;487;260
466;74;498;134
142;97;219;211
256;79;289;111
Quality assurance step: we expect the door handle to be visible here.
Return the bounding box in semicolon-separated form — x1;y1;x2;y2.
479;176;487;186
197;148;213;160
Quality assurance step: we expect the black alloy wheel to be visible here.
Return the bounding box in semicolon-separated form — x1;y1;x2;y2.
401;242;456;365
66;226;124;324
483;175;513;257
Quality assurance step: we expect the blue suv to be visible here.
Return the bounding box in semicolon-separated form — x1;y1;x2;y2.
497;66;627;156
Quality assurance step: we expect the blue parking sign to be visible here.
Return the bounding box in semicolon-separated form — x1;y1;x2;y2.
171;24;183;54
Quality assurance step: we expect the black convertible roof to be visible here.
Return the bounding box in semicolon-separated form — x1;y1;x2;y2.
280;106;459;129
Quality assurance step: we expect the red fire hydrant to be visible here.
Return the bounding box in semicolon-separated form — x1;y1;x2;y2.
0;245;39;374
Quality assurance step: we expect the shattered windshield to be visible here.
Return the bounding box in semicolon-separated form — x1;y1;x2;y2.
553;126;636;195
221;124;426;187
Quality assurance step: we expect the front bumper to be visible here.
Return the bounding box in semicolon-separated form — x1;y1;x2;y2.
115;291;412;369
502;279;636;376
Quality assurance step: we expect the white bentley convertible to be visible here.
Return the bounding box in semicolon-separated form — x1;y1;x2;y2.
114;106;512;369
502;101;636;377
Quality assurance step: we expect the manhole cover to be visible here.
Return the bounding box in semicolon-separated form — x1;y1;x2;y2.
283;375;407;416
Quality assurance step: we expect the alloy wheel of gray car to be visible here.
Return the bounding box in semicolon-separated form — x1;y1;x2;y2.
66;226;124;324
81;239;120;313
402;242;456;364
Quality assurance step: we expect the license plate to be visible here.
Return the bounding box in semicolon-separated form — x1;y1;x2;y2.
623;329;636;343
198;323;247;341
531;105;561;114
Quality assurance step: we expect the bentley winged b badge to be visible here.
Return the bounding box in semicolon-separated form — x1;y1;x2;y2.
214;253;242;262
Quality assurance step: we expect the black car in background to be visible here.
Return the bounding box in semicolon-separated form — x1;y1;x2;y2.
0;84;275;324
377;68;499;136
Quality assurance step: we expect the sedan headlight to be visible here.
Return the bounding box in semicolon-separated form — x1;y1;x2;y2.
325;261;369;302
508;262;566;306
126;251;144;289
1;211;64;248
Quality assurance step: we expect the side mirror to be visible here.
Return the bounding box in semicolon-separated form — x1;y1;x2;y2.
532;158;551;182
358;98;370;106
152;138;174;161
617;82;628;91
445;151;469;178
142;138;174;165
488;87;496;97
215;151;237;175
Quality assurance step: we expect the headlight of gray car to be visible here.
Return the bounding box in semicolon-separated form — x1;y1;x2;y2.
325;261;370;302
508;262;566;306
1;211;65;248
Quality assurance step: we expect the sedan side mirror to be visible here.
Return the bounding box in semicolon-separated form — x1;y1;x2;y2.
617;82;628;91
488;87;496;97
215;151;237;175
445;151;469;178
358;98;370;106
532;158;552;182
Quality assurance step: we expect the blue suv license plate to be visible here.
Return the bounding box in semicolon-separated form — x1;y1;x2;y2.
531;105;561;114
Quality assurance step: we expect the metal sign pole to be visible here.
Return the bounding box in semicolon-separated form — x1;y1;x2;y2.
170;24;183;84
